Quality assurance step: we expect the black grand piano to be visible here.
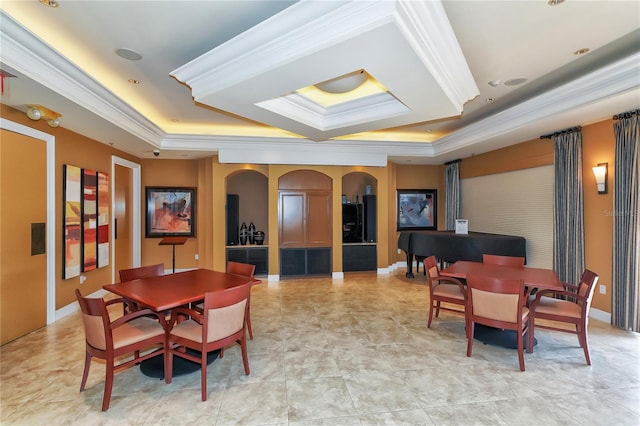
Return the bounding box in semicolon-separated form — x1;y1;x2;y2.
398;230;526;278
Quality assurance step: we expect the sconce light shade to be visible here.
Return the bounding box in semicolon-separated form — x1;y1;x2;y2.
25;104;62;127
26;106;42;120
592;163;608;194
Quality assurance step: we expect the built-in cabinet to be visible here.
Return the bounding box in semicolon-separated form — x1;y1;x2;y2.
226;246;268;275
342;173;377;272
279;171;332;277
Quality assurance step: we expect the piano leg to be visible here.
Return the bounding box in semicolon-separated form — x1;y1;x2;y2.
405;253;415;278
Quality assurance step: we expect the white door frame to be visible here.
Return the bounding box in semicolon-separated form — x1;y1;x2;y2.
111;156;141;282
0;118;56;324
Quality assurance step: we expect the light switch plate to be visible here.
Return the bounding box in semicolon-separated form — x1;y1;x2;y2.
599;284;606;294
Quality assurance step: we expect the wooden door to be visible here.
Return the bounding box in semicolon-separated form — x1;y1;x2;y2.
1;129;47;344
114;164;133;280
306;191;332;246
279;192;305;247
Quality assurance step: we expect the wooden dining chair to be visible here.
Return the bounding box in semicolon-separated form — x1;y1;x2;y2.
75;289;169;411
194;261;260;338
465;275;530;371
527;269;598;365
424;256;466;328
166;283;251;401
118;263;165;314
227;261;261;339
482;254;525;267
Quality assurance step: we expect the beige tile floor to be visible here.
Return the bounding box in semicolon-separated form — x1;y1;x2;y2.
2;271;639;425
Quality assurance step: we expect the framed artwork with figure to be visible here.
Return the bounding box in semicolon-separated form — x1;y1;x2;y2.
145;187;196;237
397;189;437;231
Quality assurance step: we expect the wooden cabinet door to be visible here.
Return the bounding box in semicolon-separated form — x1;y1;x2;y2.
306;191;332;246
279;192;305;247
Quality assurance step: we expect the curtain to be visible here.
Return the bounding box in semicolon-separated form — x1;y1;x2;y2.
612;110;639;332
444;160;460;230
553;129;585;285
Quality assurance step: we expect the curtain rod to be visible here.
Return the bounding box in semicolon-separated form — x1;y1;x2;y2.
444;159;462;165
613;109;639;120
540;126;582;139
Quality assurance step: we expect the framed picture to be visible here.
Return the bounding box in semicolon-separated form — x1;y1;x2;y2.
145;187;196;238
397;189;437;231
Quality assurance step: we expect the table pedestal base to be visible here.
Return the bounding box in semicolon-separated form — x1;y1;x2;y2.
474;324;537;350
140;349;219;379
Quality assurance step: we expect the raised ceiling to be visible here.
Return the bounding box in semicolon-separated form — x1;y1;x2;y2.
1;0;639;166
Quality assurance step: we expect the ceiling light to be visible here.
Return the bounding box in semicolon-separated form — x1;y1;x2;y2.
39;0;59;7
547;0;565;5
26;104;61;127
315;70;367;94
486;97;496;102
574;48;590;56
504;77;528;86
128;79;140;84
488;80;501;87
116;48;142;61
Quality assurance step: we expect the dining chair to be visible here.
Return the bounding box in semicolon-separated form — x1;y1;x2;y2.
482;254;525;267
166;283;251;401
465;275;530;371
227;261;261;339
424;256;466;328
194;261;260;338
527;269;598;365
75;289;169;411
118;263;165;314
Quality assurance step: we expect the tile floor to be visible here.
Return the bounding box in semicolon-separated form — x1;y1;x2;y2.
1;271;639;425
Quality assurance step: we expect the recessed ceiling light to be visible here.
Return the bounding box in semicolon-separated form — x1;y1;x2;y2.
39;0;59;7
486;97;496;102
488;80;501;87
128;79;140;84
547;0;565;5
574;48;590;56
504;77;528;86
116;48;143;61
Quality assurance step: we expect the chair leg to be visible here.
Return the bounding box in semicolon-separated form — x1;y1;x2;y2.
80;351;91;391
435;301;441;318
578;324;591;365
240;335;250;375
102;361;115;411
466;322;474;357
526;319;535;353
427;303;434;328
165;348;173;384
517;329;525;371
201;352;208;401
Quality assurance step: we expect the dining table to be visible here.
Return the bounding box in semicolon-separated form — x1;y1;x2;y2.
439;261;563;349
103;268;253;378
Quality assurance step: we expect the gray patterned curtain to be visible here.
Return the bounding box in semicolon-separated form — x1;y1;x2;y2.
612;110;639;332
551;128;585;284
444;160;461;230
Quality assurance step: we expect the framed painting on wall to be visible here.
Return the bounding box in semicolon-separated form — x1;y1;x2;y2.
397;189;437;231
145;187;196;237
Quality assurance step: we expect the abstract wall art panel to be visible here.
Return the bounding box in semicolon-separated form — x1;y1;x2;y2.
97;171;109;268
62;164;82;279
82;168;98;272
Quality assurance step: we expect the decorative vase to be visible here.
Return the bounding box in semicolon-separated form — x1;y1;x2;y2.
254;231;265;245
239;222;247;245
248;222;256;244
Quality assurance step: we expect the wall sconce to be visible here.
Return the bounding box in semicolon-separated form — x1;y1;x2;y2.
592;163;608;194
26;104;61;128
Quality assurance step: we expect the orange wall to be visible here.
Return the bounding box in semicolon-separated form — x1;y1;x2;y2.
458;125;615;312
1;103;619;314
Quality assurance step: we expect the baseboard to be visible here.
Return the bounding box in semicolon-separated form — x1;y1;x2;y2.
589;307;611;324
55;288;108;321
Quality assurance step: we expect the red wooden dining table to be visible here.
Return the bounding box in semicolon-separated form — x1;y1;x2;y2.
103;268;252;312
103;268;253;379
439;261;562;292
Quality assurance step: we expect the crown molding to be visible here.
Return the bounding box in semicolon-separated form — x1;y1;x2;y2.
0;11;165;145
